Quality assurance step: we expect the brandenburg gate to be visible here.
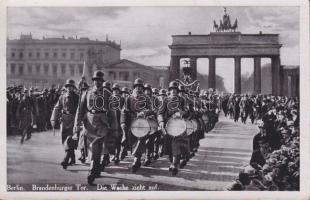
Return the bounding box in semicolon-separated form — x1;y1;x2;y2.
168;9;282;95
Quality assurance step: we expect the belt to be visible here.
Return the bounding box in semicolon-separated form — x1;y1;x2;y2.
88;109;107;114
62;110;75;115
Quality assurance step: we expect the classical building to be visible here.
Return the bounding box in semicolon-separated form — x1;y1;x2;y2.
7;34;167;89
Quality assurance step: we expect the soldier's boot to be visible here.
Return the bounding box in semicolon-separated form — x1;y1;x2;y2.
143;153;152;166
120;146;128;160
87;160;101;185
78;149;86;164
131;157;141;173
180;154;188;169
61;151;70;170
68;149;76;165
153;144;160;160
20;130;26;144
168;155;173;172
114;152;120;165
171;156;179;176
100;154;109;172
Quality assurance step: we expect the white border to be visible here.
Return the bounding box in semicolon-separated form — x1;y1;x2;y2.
0;0;308;199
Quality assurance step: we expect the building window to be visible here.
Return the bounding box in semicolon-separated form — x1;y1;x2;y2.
53;52;58;59
27;64;33;74
19;52;23;59
61;64;66;74
109;71;116;79
36;64;41;74
70;52;75;59
79;53;84;60
11;52;15;58
28;52;32;58
78;64;83;75
36;52;40;58
10;63;16;74
18;64;24;75
45;52;49;59
69;64;75;76
62;52;66;59
44;64;49;74
119;72;129;81
52;64;58;76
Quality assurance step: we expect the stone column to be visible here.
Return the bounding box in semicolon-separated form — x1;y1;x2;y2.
234;56;241;94
208;56;216;89
189;57;197;80
271;56;281;96
253;57;261;94
169;56;180;81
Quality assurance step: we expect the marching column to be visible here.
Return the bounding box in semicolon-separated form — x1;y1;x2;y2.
189;57;197;80
209;56;216;89
234;56;241;94
254;57;261;94
169;56;180;81
271;55;281;96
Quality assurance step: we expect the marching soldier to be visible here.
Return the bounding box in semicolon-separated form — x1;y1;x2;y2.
16;88;36;144
157;81;190;176
50;79;79;169
73;70;112;185
120;78;154;173
119;87;130;160
108;83;124;164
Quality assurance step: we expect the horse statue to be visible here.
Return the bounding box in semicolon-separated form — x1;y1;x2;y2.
231;19;238;32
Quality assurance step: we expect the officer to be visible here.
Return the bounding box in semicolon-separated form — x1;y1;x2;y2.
16;88;36;144
157;81;190;176
74;70;112;185
51;79;79;169
120;78;154;173
108;83;124;164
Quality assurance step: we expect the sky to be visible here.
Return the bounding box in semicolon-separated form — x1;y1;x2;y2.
7;6;299;92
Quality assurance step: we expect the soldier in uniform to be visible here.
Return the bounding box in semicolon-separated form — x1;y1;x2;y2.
73;70;112;185
108;83;124;164
50;79;79;169
16;88;36;144
119;87;130;160
120;78;154;173
157;81;190;175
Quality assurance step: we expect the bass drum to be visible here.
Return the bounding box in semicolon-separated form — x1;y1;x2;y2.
185;120;194;136
148;118;158;135
130;118;150;138
165;117;187;137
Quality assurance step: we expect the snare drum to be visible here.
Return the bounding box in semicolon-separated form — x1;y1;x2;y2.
165;117;187;137
130;118;150;138
191;119;199;132
185;120;194;136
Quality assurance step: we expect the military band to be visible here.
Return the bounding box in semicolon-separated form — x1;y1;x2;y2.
7;69;299;187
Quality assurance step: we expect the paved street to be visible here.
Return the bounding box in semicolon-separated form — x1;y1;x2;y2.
7;115;258;191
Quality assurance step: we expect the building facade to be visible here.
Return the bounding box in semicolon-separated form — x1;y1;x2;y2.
7;34;121;88
6;34;168;89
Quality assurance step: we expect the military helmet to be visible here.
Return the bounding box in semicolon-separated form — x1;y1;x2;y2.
92;70;104;81
144;83;152;91
112;83;121;91
178;85;185;92
121;87;130;94
152;88;159;95
159;89;167;96
29;87;34;92
133;78;144;88
168;81;179;91
64;79;76;88
103;81;111;89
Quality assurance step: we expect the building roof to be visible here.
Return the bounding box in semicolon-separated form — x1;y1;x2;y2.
7;34;121;50
104;59;155;71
